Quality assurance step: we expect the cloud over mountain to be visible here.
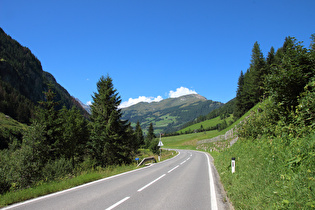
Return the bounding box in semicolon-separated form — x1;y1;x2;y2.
169;87;197;98
119;87;198;108
119;95;163;109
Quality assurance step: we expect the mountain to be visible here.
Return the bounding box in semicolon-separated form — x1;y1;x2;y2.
0;27;89;123
121;94;223;134
76;98;91;114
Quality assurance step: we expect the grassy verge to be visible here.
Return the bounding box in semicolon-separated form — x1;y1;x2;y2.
211;135;315;209
0;149;177;207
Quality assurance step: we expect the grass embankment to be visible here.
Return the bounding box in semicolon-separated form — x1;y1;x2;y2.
212;135;314;209
0;149;176;207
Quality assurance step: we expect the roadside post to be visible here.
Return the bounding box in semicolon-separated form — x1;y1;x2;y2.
231;157;235;173
135;157;139;165
158;133;164;161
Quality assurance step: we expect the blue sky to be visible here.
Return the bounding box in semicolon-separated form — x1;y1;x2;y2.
1;0;314;107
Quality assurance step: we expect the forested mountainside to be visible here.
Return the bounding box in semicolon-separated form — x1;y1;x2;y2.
0;27;89;124
121;94;223;133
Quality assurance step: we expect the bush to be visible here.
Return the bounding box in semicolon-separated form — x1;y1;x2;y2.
42;158;73;181
149;139;160;155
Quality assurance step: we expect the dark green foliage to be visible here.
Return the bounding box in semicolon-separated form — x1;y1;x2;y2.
0;127;23;150
149;138;159;154
135;121;145;147
58;106;89;167
145;123;156;148
234;71;246;119
235;42;267;117
0;77;36;124
265;37;315;110
89;75;134;166
36;87;62;160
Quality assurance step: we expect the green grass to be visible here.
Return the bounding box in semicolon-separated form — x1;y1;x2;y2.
0;112;27;130
0;149;177;207
212;135;315;209
178;115;233;133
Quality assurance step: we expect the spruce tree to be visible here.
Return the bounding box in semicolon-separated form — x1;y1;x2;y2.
234;71;246;119
135;121;144;147
249;41;266;102
89;75;133;166
59;106;89;167
37;86;62;160
145;123;155;148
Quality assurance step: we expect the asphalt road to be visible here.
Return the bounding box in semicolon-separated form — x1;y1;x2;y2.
3;150;222;210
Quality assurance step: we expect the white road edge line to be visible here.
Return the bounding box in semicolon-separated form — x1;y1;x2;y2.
137;174;166;192
3;150;181;210
168;165;179;173
205;153;218;210
105;196;130;210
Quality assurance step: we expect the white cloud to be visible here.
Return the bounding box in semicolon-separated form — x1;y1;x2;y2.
168;87;197;98
86;101;92;106
119;95;163;108
119;86;197;109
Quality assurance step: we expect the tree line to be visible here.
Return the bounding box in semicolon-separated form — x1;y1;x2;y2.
0;75;158;194
181;35;315;130
234;35;315;119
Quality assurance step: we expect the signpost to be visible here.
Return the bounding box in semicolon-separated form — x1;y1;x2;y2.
158;133;164;161
231;157;235;173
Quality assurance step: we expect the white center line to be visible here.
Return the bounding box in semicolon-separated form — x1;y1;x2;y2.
105;196;130;210
137;174;166;192
168;165;179;173
180;160;186;165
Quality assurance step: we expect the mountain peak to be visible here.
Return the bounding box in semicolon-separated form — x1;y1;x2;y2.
121;93;223;133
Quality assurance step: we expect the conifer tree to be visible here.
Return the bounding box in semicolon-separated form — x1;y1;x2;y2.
89;75;133;166
37;85;62;160
265;37;315;110
234;71;246;119
249;41;266;102
59;106;89;167
145;123;155;148
135;121;144;147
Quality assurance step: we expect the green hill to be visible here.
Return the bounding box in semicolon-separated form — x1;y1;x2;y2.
121;94;223;134
0;112;27;149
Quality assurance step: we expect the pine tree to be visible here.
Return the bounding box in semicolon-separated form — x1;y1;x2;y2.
59;106;89;167
249;41;266;102
135;121;144;147
234;71;246;119
89;75;133;166
37;85;62;160
145;123;155;148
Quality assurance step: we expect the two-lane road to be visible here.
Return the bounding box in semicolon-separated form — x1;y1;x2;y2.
3;150;223;210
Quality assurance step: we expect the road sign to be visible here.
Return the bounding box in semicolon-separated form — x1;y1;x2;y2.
158;140;164;147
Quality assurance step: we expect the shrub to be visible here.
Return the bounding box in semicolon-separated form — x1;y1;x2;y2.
42;158;73;181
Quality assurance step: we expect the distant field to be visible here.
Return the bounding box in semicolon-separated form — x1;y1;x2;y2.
162;130;220;150
162;109;252;150
178;115;234;133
